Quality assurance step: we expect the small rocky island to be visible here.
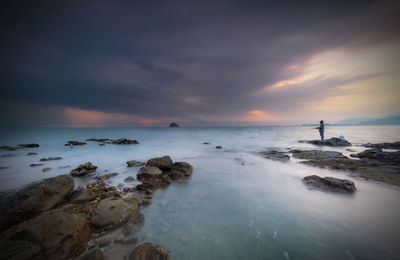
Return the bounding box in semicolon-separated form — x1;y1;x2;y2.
169;122;179;127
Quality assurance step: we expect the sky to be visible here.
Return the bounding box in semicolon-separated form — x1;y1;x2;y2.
0;0;399;126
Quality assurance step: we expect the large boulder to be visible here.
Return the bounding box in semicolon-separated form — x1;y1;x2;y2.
137;166;163;181
170;162;193;179
129;242;172;260
0;210;90;260
0;175;74;232
91;198;141;230
300;137;352;147
146;156;173;171
303;175;356;193
70;162;98;177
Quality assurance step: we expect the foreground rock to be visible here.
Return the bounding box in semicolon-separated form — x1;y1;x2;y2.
0;210;90;260
291;149;400;186
300;137;352;147
65;140;87;146
129;242;172;260
70;162;98;176
146;156;173;171
303;175;356;193
91;197;143;230
0;175;74;232
259;150;290;162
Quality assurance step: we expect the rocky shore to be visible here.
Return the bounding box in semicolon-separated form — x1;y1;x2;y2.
0;155;192;259
260;139;400;187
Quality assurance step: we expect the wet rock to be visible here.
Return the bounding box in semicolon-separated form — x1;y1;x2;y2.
0;166;9;170
362;141;400;150
111;138;139;145
98;237;112;247
115;234;138;244
127;160;146;167
40;156;62;161
77;248;105;260
42;167;52;172
30;163;44;167
70;162;98;177
169;122;179;127
346;149;356;152
69;189;97;203
18;143;40;148
65;140;87;146
169;162;193;179
203;142;210;144
259;150;290;162
216;145;222;149
129;242;172;260
86;138;111;143
99;143;105;146
91;198;140;230
135;182;154;191
137;166;163;181
303;175;356;193
124;176;135;182
0;145;17;151
0;175;74;232
350;148;400;164
27;152;38;156
95;172;118;181
1;153;16;158
300;137;352;147
123;187;136;193
146;156;173;171
0;210;90;260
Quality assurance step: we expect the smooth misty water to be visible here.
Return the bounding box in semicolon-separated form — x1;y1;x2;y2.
0;126;400;259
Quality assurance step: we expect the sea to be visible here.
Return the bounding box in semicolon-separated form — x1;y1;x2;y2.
0;125;399;260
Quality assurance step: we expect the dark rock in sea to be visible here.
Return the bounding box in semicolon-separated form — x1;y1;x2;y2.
216;145;222;149
40;156;62;161
169;122;179;127
65;140;87;146
169;162;194;179
137;166;163;181
362;141;400;150
70;162;98;177
0;175;74;232
203;142;210;144
300;137;352;147
42;167;52;172
127;160;145;167
0;210;90;260
1;153;16;158
146;156;173;171
0;166;9;170
259;150;290;162
18;143;40;148
124;176;135;182
129;242;172;260
91;197;143;230
86;138;111;143
77;248;105;260
112;138;139;145
303;175;356;193
99;143;105;146
30;163;44;167
95;172;119;181
27;152;38;156
350;148;400;164
0;146;17;151
345;149;356;152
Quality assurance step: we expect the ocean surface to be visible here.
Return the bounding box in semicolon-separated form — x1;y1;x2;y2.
0;125;400;259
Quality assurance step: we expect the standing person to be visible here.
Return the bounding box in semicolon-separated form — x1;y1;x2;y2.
316;120;325;140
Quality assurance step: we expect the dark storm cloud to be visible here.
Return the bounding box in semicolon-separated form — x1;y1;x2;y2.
0;0;399;125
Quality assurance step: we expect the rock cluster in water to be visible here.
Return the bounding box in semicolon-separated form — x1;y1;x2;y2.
65;140;87;146
303;175;356;193
0;143;40;151
0;154;190;259
85;138;139;145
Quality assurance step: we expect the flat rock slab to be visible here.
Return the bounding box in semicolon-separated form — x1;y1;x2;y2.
40;157;62;161
303;175;356;193
362;141;400;150
0;210;90;260
300;137;352;147
259;150;290;162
